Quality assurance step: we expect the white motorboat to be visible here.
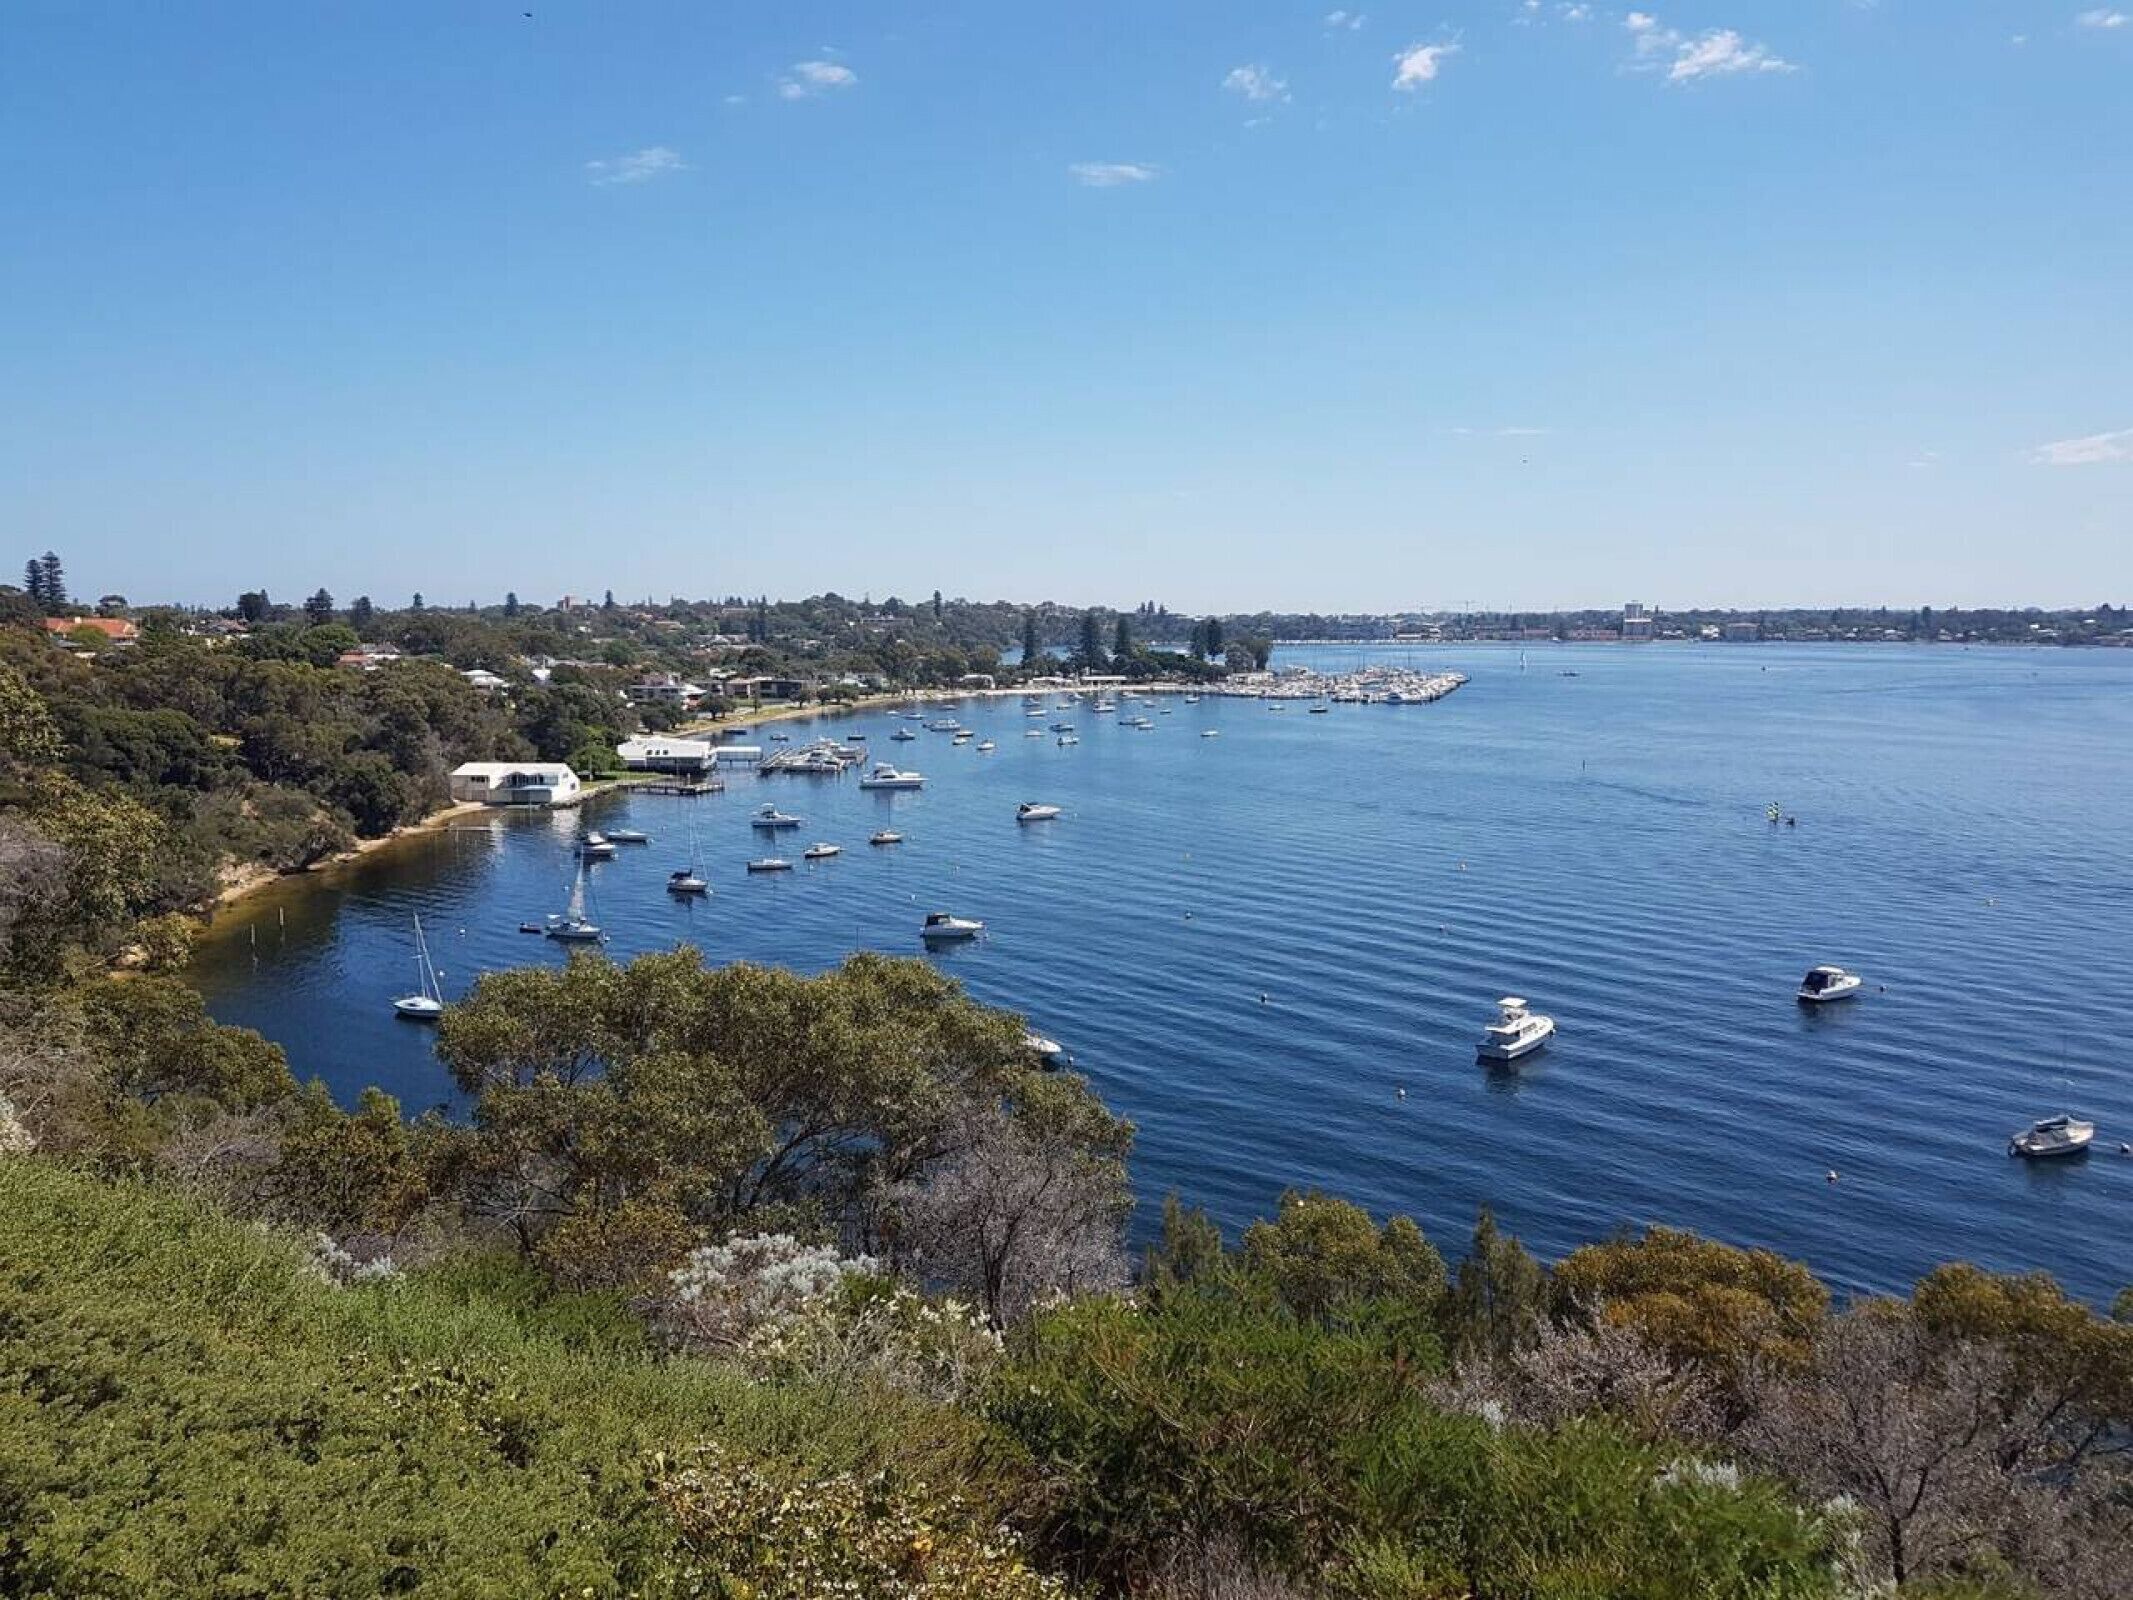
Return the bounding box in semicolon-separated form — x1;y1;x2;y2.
925;718;963;733
891;727;918;742
2009;1115;2094;1158
578;831;617;859
1092;700;1117;714
1026;708;1048;717
1798;965;1863;1003
976;739;996;752
1184;694;1202;704
1017;802;1062;822
746;857;794;873
545;862;602;941
751;804;803;829
392;912;445;1019
803;842;841;860
1201;729;1220;738
920;911;983;942
858;763;925;790
1476;997;1555;1062
1023;1031;1067;1063
1024;728;1044;737
952;732;973;745
1057;733;1080;746
869;829;903;845
605;827;649;844
1050;721;1076;733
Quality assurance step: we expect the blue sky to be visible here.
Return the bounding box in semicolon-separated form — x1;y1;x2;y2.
3;2;2127;612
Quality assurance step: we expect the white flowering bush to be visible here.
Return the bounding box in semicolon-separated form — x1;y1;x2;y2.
0;1092;33;1156
746;1280;1006;1405
661;1232;877;1351
304;1231;400;1287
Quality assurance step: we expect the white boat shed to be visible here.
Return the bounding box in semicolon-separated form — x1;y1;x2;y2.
448;761;582;806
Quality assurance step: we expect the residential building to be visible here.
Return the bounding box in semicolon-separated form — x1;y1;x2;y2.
41;616;139;645
624;672;707;707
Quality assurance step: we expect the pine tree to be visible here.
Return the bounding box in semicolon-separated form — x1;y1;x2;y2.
1113;615;1133;663
237;590;270;624
349;595;374;630
23;558;45;605
503;591;521;619
411;592;425;612
932;589;943;620
1021;609;1040;663
303;588;335;626
602;590;616;612
39;552;66;611
1078;610;1103;669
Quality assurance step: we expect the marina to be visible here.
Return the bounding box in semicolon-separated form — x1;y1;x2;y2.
187;644;2133;1305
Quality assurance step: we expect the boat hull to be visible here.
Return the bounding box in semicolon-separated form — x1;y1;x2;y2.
1477;1019;1555;1062
393;997;443;1020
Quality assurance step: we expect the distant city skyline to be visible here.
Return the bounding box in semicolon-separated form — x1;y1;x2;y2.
4;3;2127;609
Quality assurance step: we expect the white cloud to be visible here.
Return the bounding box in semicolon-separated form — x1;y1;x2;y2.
2030;427;2133;466
1068;161;1159;187
778;59;857;99
1324;10;1365;30
1223;64;1289;102
1451;425;1552;438
1392;42;1458;90
584;146;684;186
2076;9;2128;28
1561;3;1592;19
1625;12;1794;81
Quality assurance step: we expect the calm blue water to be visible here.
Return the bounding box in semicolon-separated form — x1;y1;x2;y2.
189;645;2133;1304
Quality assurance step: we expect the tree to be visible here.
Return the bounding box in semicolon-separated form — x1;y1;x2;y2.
1022;609;1041;664
1112;615;1133;665
1446;1205;1549;1364
932;589;943;620
1240;1190;1446;1328
39;551;66;611
410;592;425;612
302;588;335;626
22;558;43;605
348;595;374;630
1078;610;1103;669
237;590;270;624
503;591;521;619
1205;616;1225;657
96;594;128;617
602;590;616;613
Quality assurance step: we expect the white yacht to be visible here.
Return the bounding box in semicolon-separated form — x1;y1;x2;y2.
1201;729;1220;738
925;718;963;733
802;842;841;860
667;867;709;895
1057;732;1080;746
976;739;996;752
1017;802;1062;822
869;829;904;846
920;911;984;942
392;912;445;1019
578;830;617;859
747;857;794;873
545;862;602;941
1798;965;1863;1003
751;804;803;829
1184;694;1202;704
858;763;925;790
1092;699;1117;714
2009;1115;2094;1159
605;827;648;845
1024;728;1044;738
952;731;974;745
1476;997;1555;1062
891;727;918;742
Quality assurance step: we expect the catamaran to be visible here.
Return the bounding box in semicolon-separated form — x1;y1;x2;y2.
391;912;445;1018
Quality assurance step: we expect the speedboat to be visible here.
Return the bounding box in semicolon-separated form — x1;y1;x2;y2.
751;805;803;829
392;912;445;1019
746;857;794;873
2009;1115;2094;1159
1184;694;1202;704
920;911;983;942
769;732;790;743
952;731;973;745
803;842;841;860
1057;733;1080;746
1017;802;1062;822
1026;708;1048;717
976;739;996;752
578;831;617;859
858;763;925;790
1024;728;1043;738
869;829;903;845
1050;721;1076;733
1798;965;1863;1003
1092;700;1117;714
891;728;918;742
1201;729;1220;738
925;718;963;733
1476;997;1555;1062
667;868;709;895
605;827;649;844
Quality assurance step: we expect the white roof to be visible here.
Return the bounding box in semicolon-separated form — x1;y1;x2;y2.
615;736;715;760
451;761;575;779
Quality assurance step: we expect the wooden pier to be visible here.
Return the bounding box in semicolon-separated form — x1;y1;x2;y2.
635;776;725;797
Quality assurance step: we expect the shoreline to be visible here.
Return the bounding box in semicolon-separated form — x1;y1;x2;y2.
209;799;494;916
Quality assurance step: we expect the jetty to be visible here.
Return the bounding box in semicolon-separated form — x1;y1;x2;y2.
759;737;867;775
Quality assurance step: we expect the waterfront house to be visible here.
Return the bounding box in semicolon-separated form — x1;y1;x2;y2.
624;672;707;709
447;761;581;807
614;736;715;774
